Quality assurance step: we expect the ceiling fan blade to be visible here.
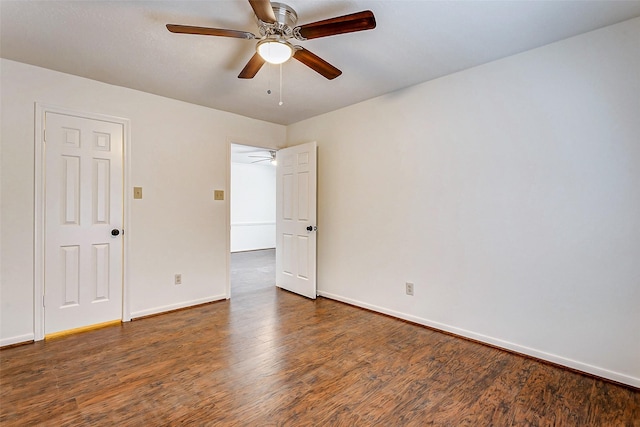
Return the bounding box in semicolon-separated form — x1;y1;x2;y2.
166;24;255;39
293;48;342;80
294;10;376;40
248;0;276;24
238;53;266;79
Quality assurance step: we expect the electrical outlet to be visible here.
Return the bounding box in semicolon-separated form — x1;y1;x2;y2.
406;282;414;296
175;274;182;285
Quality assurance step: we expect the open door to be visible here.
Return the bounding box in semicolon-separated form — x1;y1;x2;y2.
276;142;317;299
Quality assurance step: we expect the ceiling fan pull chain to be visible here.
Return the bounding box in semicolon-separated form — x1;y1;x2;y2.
279;63;284;106
266;63;272;95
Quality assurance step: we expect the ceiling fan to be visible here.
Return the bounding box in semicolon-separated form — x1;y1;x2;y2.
166;0;376;80
249;150;277;164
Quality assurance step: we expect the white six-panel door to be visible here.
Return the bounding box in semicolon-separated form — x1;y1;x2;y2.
44;111;124;335
276;142;317;299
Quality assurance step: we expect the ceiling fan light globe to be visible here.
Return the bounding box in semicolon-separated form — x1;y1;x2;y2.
257;40;293;64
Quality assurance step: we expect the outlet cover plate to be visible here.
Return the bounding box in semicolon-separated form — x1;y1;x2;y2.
406;282;414;296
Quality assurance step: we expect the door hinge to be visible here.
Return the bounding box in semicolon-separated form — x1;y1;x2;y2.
43;129;47;142
42;295;46;307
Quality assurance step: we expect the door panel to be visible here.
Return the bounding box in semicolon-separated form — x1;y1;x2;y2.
276;142;317;299
44;112;124;335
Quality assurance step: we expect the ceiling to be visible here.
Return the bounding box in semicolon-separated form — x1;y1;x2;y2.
2;1;640;126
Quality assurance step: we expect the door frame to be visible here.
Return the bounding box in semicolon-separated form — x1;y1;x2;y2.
34;103;131;341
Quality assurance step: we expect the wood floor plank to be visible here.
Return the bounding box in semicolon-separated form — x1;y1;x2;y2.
1;250;638;425
457;356;536;425
585;379;640;426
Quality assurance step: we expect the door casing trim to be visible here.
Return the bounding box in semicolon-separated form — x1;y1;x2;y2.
34;103;131;341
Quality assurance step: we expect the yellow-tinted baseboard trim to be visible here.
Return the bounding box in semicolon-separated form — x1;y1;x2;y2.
45;320;121;340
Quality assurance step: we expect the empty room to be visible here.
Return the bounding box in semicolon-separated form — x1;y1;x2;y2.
1;0;639;425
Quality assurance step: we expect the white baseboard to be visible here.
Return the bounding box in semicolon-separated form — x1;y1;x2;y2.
130;295;227;319
317;290;640;389
1;333;35;347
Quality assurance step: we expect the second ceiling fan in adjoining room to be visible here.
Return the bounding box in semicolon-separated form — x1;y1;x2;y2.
249;150;277;165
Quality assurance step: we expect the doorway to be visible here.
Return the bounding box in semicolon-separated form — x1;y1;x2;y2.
229;143;277;296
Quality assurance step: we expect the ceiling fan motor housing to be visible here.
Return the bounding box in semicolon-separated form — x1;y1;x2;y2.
258;2;298;38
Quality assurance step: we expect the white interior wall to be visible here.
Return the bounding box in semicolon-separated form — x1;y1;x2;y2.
287;17;640;387
0;59;285;344
230;161;276;252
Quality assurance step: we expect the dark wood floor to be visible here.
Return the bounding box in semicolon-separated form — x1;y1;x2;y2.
1;249;638;426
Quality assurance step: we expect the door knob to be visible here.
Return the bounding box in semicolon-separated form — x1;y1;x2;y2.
306;225;317;232
111;229;120;237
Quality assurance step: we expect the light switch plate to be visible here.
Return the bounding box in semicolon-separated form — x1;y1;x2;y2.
214;190;224;201
133;187;143;199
